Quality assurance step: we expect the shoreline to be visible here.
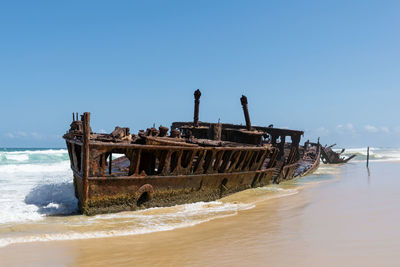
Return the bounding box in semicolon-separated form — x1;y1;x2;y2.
0;163;335;265
1;161;400;266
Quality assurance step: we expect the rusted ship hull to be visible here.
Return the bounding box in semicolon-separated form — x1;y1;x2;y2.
66;132;279;215
66;127;318;215
64;91;321;215
73;169;277;215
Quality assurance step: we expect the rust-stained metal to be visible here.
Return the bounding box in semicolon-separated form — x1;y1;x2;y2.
240;95;252;131
321;144;356;164
63;90;321;215
193;89;201;127
81;112;90;212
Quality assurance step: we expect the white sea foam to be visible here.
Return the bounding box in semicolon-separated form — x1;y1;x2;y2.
0;177;76;225
255;186;293;192
4;154;29;162
0;201;253;248
251;185;299;197
1;149;67;155
0;149;74;225
339;147;400;162
0;221;205;248
0;161;70;174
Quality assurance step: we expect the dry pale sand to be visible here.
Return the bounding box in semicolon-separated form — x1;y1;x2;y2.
1;161;400;267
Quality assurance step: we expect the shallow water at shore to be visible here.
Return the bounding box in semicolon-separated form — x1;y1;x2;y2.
0;148;338;248
1;148;400;266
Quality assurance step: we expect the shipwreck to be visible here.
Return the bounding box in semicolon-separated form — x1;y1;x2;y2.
64;90;321;215
321;144;356;164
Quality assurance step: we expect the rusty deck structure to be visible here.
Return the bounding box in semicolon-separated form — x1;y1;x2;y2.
64;90;320;215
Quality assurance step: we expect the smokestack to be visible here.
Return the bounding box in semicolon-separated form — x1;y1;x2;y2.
240;95;252;130
193;89;201;127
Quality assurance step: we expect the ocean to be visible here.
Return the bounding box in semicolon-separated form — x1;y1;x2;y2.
1;147;399;266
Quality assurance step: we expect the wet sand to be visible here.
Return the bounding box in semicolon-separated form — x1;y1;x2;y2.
2;161;400;266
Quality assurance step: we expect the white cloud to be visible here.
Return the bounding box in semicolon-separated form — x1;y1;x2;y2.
31;132;43;139
5;131;29;138
5;133;15;138
380;127;390;133
364;125;379;133
16;131;28;137
363;125;391;134
4;131;44;139
336;123;355;134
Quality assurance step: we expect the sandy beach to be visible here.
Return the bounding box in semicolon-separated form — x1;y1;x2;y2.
2;1;399;265
1;159;399;266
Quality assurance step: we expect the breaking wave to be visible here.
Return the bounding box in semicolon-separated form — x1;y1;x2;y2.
340;147;400;162
0;149;73;225
0;149;68;165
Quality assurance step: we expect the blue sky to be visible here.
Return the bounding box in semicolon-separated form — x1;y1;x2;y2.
1;0;399;148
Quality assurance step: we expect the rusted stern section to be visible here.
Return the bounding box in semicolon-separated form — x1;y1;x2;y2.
321;144;356;164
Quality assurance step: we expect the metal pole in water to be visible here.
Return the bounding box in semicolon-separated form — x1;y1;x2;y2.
366;146;370;167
